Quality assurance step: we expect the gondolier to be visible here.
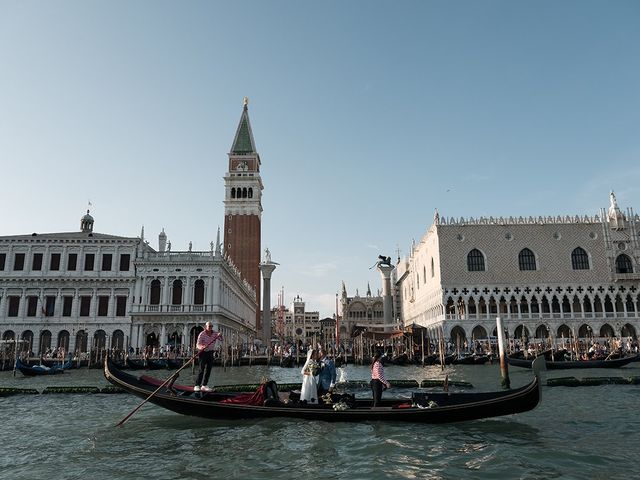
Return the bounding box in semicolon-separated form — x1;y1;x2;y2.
195;322;223;392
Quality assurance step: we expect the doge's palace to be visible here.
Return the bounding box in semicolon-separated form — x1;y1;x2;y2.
396;192;640;344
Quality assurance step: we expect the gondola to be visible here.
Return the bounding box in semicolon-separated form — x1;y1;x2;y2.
507;354;638;370
16;355;73;376
104;357;543;423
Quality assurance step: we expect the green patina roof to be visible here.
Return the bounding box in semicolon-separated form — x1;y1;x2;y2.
231;106;256;154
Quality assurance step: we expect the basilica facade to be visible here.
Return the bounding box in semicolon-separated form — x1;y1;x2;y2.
396;193;640;344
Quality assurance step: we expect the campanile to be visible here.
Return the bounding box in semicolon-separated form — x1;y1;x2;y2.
223;98;263;330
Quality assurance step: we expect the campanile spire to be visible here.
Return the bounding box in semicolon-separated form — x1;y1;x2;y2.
223;99;264;330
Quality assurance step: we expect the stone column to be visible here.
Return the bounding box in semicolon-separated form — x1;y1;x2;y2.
259;262;277;344
377;263;395;333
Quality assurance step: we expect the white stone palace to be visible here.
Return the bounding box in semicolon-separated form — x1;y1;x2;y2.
396;192;640;343
0;102;261;357
0;212;256;356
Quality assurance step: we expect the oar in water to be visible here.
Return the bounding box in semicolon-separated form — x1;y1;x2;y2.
115;333;221;427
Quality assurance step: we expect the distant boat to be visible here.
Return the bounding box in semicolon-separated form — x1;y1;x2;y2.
16;355;73;376
507;354;638;370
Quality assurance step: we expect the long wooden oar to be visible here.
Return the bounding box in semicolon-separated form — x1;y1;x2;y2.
116;334;220;427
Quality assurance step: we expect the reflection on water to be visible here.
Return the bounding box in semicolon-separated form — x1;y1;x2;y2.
2;363;640;479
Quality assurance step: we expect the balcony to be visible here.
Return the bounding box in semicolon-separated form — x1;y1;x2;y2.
130;304;215;314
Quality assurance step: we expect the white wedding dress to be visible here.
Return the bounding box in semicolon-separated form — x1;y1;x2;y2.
300;350;319;404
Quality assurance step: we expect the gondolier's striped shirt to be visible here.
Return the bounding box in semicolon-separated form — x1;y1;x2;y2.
371;361;388;385
197;330;221;352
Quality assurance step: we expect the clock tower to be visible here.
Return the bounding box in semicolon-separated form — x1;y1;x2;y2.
223;98;263;331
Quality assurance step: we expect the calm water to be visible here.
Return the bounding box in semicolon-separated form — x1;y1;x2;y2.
2;362;640;480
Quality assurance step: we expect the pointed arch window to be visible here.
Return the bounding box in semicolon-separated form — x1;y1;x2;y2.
193;279;205;305
150;280;161;305
248;188;253;198
430;258;434;277
616;254;633;274
571;247;590;270
172;279;183;305
467;249;485;271
518;248;537;271
231;188;236;199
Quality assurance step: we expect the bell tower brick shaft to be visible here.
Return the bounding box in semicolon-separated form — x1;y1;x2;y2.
223;99;263;331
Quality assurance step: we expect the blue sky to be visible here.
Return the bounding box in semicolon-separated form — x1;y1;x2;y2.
1;1;639;316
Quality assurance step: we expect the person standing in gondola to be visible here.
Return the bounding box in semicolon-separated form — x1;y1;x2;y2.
370;351;391;407
317;347;336;398
194;321;222;393
300;348;320;404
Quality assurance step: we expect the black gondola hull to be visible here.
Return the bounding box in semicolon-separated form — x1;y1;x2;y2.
105;358;542;423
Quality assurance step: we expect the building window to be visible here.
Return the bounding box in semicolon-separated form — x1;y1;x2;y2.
194;279;205;305
172;279;183;305
518;248;537;271
62;296;73;316
7;296;20;316
79;296;91;316
116;296;127;316
84;253;95;271
467;249;486;271
67;253;78;271
150;280;161;305
27;296;38;316
0;253;5;270
119;254;130;271
101;254;112;271
32;253;43;271
431;258;435;277
231;187;236;198
571;247;590;270
98;296;109;316
45;296;55;316
616;254;633;274
50;253;61;271
14;253;25;271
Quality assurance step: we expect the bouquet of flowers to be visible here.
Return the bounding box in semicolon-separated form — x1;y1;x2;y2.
304;359;320;376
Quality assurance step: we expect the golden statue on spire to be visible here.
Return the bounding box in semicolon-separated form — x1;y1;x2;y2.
243;96;249;107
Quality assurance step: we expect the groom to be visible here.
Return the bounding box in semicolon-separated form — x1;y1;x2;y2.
317;347;337;397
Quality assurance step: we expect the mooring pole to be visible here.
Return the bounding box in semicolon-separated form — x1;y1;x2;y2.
496;316;510;389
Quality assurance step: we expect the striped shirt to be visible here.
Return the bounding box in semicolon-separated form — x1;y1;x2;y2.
371;360;388;385
196;330;221;352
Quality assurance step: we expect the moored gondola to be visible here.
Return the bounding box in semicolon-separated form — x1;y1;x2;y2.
104;357;543;423
507;354;638;370
16;355;73;376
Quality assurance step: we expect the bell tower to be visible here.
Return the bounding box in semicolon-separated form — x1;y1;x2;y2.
223;98;263;330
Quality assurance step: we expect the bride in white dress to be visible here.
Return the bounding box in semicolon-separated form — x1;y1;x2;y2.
300;348;319;404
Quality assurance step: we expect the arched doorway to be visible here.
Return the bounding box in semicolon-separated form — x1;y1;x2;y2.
76;330;88;353
471;325;488;340
578;324;593;338
112;330;125;351
557;324;571;339
449;326;466;347
146;332;159;347
21;330;34;353
94;330;107;350
621;323;637;338
513;325;530;341
39;330;52;355
57;330;70;351
535;325;550;339
168;331;182;351
190;326;203;350
600;324;615;338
